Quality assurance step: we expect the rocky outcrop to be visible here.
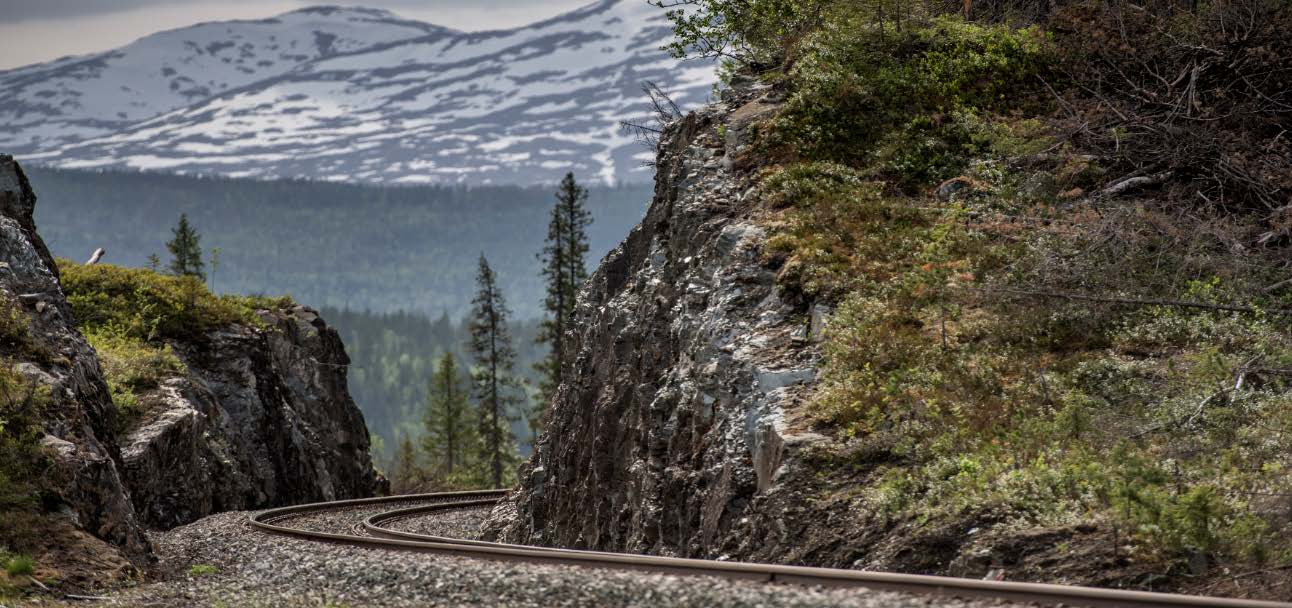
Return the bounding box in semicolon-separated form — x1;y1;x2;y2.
485;87;829;558
0;154;382;584
120;306;385;529
0;154;150;577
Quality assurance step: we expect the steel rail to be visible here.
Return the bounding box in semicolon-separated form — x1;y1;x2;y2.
251;492;1292;608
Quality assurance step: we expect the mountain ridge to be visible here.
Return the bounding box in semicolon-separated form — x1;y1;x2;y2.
2;0;716;186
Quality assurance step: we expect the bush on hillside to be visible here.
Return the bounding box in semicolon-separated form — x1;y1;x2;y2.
767;15;1051;188
59;261;291;429
681;0;1292;579
0;364;51;554
59;261;288;343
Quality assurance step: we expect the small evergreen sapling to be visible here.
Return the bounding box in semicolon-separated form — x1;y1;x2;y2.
422;352;477;480
166;214;205;281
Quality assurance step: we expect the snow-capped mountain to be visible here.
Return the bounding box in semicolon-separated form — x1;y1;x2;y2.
0;1;716;185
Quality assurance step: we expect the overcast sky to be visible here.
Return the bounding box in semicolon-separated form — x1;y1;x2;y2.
0;0;591;69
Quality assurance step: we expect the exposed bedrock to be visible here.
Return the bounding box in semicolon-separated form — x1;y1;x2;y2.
120;305;386;529
0;154;383;585
484;86;829;559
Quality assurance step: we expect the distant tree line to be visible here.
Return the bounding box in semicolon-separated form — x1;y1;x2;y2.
27;166;649;318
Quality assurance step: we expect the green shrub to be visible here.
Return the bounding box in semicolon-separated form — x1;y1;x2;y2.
672;0;1292;576
0;296;50;363
59;261;291;429
780;159;1292;567
86;327;185;392
767;16;1052;187
58;261;287;343
0;364;51;553
84;326;185;431
657;0;826;67
4;555;34;577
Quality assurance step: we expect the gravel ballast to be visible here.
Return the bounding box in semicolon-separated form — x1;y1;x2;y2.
19;504;1026;607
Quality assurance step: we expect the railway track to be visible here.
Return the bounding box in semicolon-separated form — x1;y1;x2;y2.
250;491;1291;608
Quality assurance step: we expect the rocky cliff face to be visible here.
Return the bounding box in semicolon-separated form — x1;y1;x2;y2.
120;305;385;529
485;86;832;560
0;154;382;585
0;154;150;582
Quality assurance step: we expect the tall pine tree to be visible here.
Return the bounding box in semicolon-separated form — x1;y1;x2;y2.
535;172;592;429
166;213;206;280
421;352;476;482
468;255;522;488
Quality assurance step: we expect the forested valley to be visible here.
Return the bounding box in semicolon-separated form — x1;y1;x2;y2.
23;167;630;479
26;167;650;318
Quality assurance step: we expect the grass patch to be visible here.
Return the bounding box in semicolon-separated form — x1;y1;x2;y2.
58;261;292;430
0;295;51;364
795;182;1292;568
84;326;185;432
187;564;219;577
4;555;34;577
58;261;291;343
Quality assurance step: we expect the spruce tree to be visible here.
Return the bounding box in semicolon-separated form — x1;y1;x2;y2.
392;433;421;494
166;213;206;280
535;173;592;426
468;255;522;488
422;352;475;481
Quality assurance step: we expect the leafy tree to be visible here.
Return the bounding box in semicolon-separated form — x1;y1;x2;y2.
468;255;523;488
421;352;476;480
535;173;592;431
166;213;205;281
650;0;829;66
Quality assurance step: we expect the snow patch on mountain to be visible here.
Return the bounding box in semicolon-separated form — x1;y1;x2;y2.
1;1;717;185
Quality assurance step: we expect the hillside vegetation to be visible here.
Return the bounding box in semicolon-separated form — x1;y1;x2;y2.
58;261;290;431
0;315;52;597
672;0;1292;591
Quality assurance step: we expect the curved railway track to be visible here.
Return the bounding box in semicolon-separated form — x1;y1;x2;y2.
251;491;1291;608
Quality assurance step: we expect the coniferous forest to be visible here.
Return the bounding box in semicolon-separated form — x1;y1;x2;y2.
25;167;651;318
23;167;644;467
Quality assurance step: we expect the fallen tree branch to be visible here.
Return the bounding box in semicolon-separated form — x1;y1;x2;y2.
1262;277;1292;293
1203;562;1292;593
1099;170;1172;198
